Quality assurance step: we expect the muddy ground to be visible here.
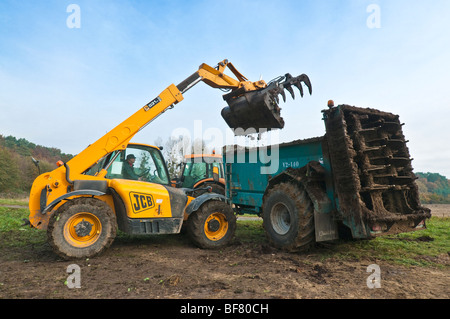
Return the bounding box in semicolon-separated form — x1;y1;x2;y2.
1;215;449;300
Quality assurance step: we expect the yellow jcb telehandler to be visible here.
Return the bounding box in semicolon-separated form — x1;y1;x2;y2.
27;60;312;259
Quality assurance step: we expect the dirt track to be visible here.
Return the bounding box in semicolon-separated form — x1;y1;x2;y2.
0;216;449;299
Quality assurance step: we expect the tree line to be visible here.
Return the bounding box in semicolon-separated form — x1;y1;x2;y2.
0;135;73;196
415;172;450;204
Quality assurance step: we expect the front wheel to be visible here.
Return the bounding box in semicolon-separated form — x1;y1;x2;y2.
186;200;236;249
47;198;117;259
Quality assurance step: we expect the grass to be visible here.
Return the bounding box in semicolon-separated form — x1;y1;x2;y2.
0;198;29;206
321;217;450;267
0;206;45;248
235;219;266;244
1;203;448;268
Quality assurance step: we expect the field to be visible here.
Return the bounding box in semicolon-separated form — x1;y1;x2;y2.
0;201;449;300
424;204;450;218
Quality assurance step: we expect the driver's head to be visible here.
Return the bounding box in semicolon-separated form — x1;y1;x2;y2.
126;154;136;164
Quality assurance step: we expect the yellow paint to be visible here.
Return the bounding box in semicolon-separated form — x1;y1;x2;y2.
204;212;229;241
109;179;173;218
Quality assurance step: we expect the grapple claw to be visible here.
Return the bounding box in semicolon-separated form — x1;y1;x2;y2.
282;73;312;99
221;72;312;134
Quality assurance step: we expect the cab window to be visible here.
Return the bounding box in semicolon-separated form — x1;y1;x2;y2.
106;145;169;185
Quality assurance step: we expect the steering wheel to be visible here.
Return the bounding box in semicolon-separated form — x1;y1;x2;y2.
146;169;159;182
139;168;150;177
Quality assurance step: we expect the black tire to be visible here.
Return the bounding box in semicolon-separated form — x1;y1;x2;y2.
262;182;315;252
47;198;117;259
186;200;236;249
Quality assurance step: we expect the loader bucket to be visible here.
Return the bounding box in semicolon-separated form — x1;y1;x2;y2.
221;73;312;135
221;87;284;133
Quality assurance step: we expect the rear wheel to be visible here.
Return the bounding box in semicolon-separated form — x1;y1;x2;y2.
47;198;117;259
187;200;236;249
262;182;315;252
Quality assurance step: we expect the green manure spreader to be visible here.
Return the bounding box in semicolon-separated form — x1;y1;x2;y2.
223;103;431;251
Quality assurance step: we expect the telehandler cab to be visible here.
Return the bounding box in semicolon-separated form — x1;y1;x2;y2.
27;60;311;259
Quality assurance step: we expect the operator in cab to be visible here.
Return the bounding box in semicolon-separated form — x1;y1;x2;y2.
122;154;142;181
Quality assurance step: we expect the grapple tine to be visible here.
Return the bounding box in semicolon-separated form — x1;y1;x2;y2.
268;84;280;105
283;73;293;84
285;85;295;100
294;81;304;97
279;86;286;103
298;74;312;95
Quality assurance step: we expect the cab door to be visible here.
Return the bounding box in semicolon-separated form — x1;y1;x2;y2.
105;144;187;219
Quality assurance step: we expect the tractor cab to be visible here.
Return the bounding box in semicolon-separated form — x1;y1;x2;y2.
173;153;225;195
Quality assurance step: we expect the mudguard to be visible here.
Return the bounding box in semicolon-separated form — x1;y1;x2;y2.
42;189;107;214
184;193;228;216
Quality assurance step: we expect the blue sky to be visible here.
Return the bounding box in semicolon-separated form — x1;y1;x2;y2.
1;0;449;177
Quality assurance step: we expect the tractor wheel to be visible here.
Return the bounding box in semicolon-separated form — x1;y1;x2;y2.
186;200;236;249
47;198;117;259
262;182;315;252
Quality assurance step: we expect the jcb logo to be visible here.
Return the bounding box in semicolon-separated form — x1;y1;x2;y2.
129;192;155;214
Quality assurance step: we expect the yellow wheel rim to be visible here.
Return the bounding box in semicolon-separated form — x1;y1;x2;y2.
204;212;228;241
64;212;102;248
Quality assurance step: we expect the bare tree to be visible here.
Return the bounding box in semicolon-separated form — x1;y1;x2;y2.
154;135;209;179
